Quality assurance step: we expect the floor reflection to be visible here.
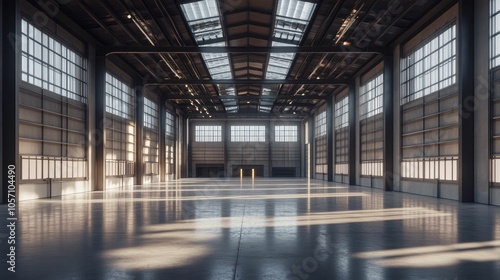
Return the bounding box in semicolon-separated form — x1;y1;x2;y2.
2;178;500;280
355;240;500;268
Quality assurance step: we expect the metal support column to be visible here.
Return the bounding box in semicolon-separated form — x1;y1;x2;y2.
224;120;229;177
327;98;334;182
308;114;315;179
268;120;273;178
458;0;475;202
135;84;144;185
182;117;188;178
173;110;178;179
383;53;394;191
186;118;192;178
94;55;106;191
348;81;357;185
159;97;166;182
1;0;19;204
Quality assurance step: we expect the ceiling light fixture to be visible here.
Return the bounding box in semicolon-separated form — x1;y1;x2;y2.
128;12;181;79
334;4;364;45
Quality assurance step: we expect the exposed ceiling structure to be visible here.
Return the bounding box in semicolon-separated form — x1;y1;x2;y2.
47;0;440;118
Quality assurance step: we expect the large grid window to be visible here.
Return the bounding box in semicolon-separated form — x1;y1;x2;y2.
491;0;500;183
21;156;87;181
144;98;158;130
335;97;349;130
315;111;327;174
335;96;349;175
400;22;459;182
315;111;326;138
275;126;298;142
106;73;134;119
315;137;327;174
360;73;384;177
21;20;87;103
401;157;458;181
143;98;159;175
166;111;175;137
360;73;383;120
401;24;457;104
231;126;266;142
195;126;222;142
492;0;500;68
166;111;175;175
105;73;135;177
166;144;174;175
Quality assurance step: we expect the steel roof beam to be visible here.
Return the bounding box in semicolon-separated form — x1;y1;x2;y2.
161;95;327;100
105;46;384;55
145;79;348;85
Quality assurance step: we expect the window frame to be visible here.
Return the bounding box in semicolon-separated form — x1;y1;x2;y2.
314;111;326;138
195;125;222;142
144;98;159;130
491;0;500;68
400;24;457;104
359;72;384;120
105;72;134;120
21;19;88;103
230;125;266;142
275;125;298;142
166;111;175;138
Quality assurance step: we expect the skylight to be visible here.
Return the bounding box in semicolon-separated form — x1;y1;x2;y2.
181;0;236;113
260;0;316;112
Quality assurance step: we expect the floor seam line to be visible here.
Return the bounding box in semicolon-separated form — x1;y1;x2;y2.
232;199;246;280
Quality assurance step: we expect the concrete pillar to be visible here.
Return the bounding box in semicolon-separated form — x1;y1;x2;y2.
224;120;229;177
135;84;144;185
94;55;106;191
187;119;192;178
1;0;19;204
473;0;490;204
348;80;357;185
268;120;273;178
159;97;166;182
327;98;334;182
458;0;475;202
308;114;315;179
383;53;394;191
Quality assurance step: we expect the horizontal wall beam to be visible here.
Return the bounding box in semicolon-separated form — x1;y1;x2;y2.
105;46;384;55
145;80;348;86
162;95;328;100
189;113;306;119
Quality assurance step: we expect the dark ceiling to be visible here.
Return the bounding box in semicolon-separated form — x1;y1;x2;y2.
41;0;443;118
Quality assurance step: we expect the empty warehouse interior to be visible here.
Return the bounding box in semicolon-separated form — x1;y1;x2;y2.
1;0;500;279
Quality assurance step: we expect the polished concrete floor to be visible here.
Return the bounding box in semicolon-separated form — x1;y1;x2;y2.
1;178;500;280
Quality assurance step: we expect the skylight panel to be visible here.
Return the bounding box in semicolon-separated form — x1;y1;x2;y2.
181;0;219;22
181;0;235;112
259;106;272;112
277;0;315;20
226;106;238;112
261;0;315;112
261;88;272;96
